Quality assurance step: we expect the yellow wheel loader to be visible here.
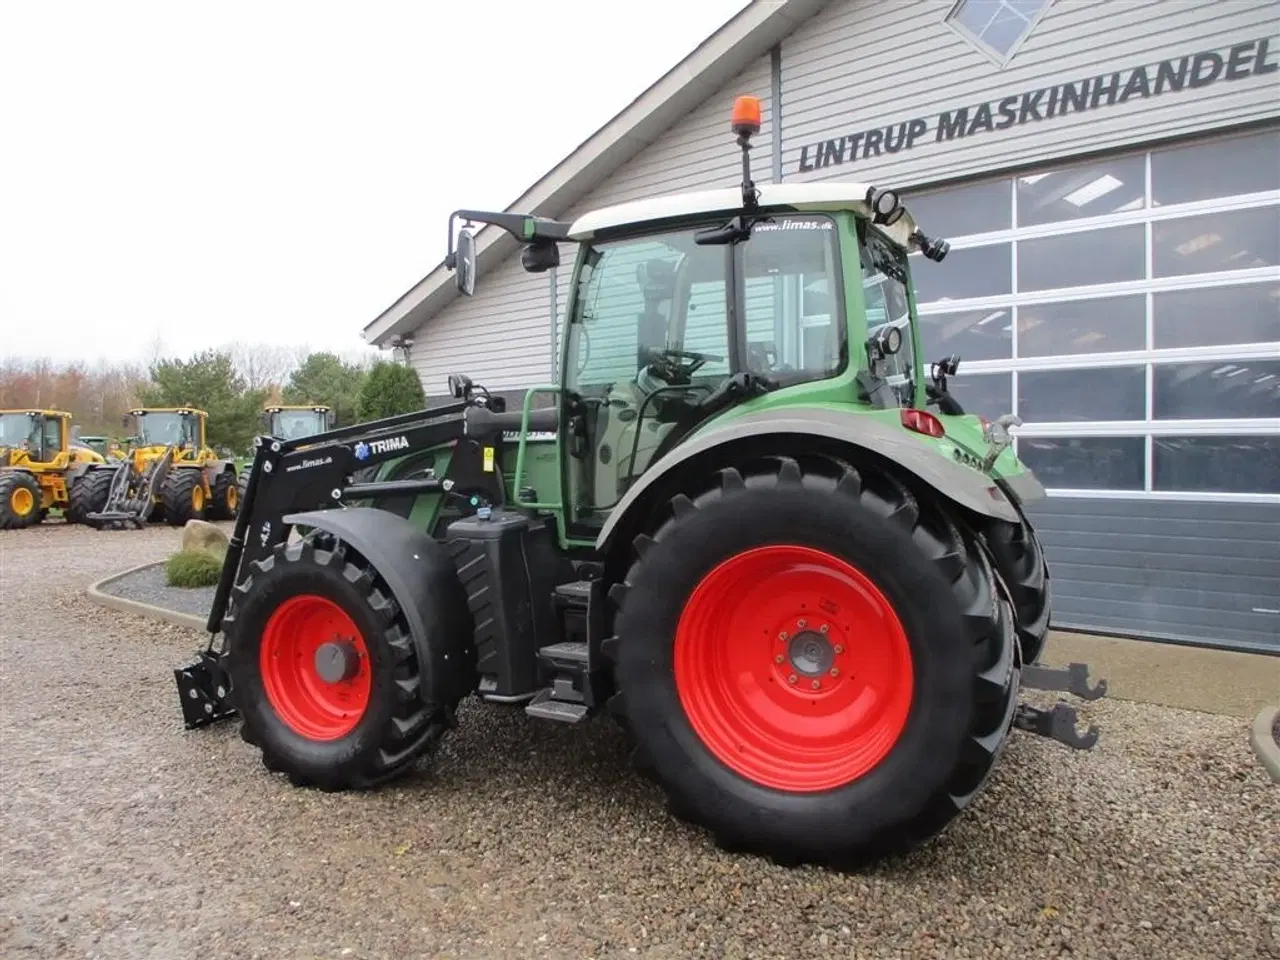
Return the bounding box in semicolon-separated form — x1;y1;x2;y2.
79;407;240;530
236;404;335;500
0;409;108;528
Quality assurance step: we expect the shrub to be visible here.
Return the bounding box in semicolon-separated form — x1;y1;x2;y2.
166;549;223;588
356;361;426;421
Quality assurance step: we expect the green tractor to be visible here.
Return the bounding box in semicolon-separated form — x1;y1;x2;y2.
174;95;1105;869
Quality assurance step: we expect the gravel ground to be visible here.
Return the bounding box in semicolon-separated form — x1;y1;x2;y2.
1;522;1278;960
97;562;215;616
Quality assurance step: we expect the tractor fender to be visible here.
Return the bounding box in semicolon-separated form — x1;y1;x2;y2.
595;407;1023;553
281;507;476;705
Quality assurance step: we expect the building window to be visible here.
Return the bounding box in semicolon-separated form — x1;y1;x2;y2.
945;0;1050;64
905;126;1280;501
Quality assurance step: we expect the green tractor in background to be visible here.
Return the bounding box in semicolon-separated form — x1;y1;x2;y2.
175;95;1104;870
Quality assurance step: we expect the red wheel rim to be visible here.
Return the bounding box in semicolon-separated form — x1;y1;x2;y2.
259;594;371;740
673;545;913;792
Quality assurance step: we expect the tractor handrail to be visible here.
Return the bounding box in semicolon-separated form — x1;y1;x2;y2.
513;386;562;513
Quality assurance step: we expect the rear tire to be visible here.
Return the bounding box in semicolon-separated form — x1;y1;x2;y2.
161;469;206;526
607;454;1019;869
67;467;115;525
224;536;471;790
0;472;42;529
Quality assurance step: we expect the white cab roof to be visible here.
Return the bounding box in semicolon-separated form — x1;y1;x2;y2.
567;182;921;249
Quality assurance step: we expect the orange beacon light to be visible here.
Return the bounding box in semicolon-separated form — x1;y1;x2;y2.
731;95;762;137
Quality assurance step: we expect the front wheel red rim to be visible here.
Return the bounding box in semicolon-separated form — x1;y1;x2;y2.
673;545;914;792
260;594;372;740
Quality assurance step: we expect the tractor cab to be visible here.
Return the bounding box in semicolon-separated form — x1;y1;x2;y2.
127;407;206;457
261;405;335;441
445;95;1022;541
0;409;68;465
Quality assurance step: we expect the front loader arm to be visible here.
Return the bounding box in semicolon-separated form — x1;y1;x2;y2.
207;400;479;635
176;392;543;730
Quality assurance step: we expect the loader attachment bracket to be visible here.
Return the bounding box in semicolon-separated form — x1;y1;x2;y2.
1014;701;1099;750
175;649;236;729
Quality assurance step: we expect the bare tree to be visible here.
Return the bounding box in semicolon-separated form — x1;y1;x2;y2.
223;340;303;392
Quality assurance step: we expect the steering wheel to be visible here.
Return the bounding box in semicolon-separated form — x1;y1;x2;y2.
642;347;723;384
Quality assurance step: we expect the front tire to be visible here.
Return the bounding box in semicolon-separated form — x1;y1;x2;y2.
67;467;116;525
608;454;1019;869
224;536;471;790
0;472;42;529
161;469;206;526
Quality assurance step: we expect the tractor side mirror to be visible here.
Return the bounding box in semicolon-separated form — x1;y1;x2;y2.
121;415;130;428
454;228;477;296
325;409;336;427
259;412;271;430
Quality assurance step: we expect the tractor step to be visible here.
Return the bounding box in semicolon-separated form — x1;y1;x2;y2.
553;580;592;606
538;640;589;669
525;639;592;724
525;689;590;724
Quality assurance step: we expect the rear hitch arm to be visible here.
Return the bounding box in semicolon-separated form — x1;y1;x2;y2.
1014;702;1099;750
1022;661;1108;701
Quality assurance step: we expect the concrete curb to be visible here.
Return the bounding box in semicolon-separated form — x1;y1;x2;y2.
86;560;208;632
1249;705;1280;784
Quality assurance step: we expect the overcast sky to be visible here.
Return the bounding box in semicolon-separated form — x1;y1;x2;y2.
0;0;750;366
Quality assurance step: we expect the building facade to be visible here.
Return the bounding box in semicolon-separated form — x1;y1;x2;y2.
365;0;1280;653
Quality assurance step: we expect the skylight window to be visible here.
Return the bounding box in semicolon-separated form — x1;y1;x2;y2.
946;0;1051;64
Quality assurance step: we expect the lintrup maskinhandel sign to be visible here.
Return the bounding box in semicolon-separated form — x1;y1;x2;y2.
795;37;1278;175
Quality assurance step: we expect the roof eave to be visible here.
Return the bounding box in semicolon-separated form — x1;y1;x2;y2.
362;0;830;348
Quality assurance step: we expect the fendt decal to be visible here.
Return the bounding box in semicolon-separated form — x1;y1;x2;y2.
353;435;410;460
